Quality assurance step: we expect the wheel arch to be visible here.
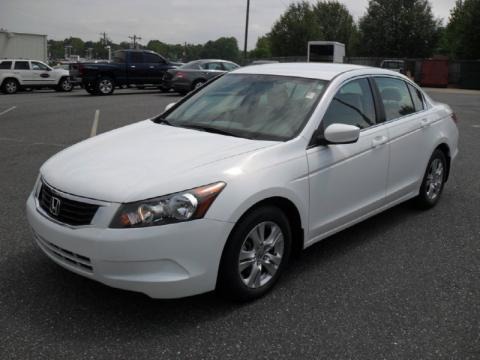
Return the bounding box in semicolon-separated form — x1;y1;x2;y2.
1;76;20;87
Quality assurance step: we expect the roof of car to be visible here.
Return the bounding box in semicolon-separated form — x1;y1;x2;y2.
234;63;370;81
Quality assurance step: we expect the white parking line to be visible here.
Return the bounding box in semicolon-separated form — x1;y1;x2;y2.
0;137;65;148
0;106;16;117
90;109;100;137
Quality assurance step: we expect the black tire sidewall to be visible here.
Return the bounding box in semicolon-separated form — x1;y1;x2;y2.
217;206;292;301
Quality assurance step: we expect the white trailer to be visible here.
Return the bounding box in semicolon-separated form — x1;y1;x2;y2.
0;31;48;62
307;41;345;63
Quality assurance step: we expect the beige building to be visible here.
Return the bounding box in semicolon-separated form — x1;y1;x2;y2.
0;30;48;61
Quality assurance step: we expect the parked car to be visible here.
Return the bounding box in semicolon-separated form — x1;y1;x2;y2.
0;59;72;94
163;59;240;95
380;59;406;74
69;49;178;95
249;60;280;65
26;63;458;301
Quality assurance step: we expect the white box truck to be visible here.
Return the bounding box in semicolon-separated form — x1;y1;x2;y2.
307;41;345;63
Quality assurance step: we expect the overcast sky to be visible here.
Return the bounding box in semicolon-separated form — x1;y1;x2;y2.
0;0;457;49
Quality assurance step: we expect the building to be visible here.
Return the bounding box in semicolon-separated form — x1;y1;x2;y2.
0;30;48;61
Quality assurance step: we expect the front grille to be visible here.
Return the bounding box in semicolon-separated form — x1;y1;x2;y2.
35;233;93;273
38;183;99;226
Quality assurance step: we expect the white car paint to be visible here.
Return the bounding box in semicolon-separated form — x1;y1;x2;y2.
0;59;70;90
26;63;459;298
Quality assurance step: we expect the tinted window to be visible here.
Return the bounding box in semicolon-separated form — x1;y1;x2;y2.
31;61;49;71
113;51;126;63
408;84;424;112
222;62;239;71
14;61;29;70
322;78;376;130
375;77;415;121
0;61;12;69
144;52;165;63
202;62;223;70
130;52;144;63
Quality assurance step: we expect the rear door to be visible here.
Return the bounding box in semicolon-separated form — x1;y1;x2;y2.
373;77;432;202
30;61;56;86
12;61;31;84
126;52;148;83
201;62;225;80
143;52;168;84
307;77;389;241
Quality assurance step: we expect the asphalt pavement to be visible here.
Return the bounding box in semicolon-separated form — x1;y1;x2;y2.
0;87;478;359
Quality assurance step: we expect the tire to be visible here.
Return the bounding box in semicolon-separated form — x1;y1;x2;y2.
57;77;73;92
217;205;292;301
414;149;447;209
1;78;19;94
158;86;169;93
95;77;115;95
191;79;206;91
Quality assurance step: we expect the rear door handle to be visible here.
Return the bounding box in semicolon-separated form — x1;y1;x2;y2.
130;65;136;69
149;66;155;69
371;135;388;148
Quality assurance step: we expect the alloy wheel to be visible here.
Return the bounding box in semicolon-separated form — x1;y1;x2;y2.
425;158;444;201
99;80;113;94
238;221;284;289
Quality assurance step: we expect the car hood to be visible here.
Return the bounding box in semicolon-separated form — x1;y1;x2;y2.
41;120;275;203
53;68;69;76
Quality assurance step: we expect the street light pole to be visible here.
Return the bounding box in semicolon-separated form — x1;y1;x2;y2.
243;0;250;64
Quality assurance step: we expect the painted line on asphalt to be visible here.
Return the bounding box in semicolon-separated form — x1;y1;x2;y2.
90;109;100;137
0;106;16;117
0;137;65;148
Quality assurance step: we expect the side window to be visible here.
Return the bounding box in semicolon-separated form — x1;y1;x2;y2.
0;61;12;69
130;52;144;63
408;83;424;112
202;62;223;70
14;61;30;70
144;53;165;64
322;78;376;130
222;62;238;71
113;51;126;63
31;61;49;71
375;77;415;121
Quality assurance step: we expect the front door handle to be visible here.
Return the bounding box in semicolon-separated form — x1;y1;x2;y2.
371;135;388;148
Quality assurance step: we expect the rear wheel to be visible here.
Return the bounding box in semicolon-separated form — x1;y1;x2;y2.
96;77;115;95
192;79;206;91
217;206;291;301
414;149;447;209
1;78;19;94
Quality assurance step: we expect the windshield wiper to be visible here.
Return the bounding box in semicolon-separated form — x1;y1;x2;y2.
154;118;174;126
181;123;245;138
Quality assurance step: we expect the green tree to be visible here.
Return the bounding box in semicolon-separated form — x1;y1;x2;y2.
200;37;240;62
269;1;320;57
359;0;440;58
445;0;480;59
312;1;358;54
249;35;272;59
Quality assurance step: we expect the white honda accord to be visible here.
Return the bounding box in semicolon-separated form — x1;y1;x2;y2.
26;63;459;301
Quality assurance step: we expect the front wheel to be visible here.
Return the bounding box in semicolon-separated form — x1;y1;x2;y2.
414;149;447;209
217;206;291;301
95;77;115;95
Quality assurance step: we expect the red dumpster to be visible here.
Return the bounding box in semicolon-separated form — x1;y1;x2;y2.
420;59;449;87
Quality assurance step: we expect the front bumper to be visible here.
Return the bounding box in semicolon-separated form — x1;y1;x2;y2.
26;193;234;298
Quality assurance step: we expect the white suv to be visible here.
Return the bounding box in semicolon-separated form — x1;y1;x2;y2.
0;59;72;94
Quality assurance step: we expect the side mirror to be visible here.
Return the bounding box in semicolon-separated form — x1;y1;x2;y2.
165;102;176;111
322;123;360;145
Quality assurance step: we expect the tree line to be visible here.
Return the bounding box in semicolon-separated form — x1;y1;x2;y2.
48;0;479;63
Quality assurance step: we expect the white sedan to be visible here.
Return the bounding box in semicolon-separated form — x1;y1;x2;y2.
26;63;459;301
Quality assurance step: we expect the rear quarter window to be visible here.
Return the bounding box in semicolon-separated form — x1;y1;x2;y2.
408;84;425;112
0;61;12;69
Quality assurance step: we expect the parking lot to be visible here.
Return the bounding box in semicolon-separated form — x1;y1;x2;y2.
0;88;479;359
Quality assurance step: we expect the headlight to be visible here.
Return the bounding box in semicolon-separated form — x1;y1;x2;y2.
110;182;226;228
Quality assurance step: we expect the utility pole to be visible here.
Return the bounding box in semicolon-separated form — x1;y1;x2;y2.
99;32;108;45
243;0;250;64
128;34;142;49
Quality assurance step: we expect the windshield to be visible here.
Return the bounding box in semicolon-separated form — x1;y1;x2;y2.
160;74;327;141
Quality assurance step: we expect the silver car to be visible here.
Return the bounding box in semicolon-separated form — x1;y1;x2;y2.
164;59;239;95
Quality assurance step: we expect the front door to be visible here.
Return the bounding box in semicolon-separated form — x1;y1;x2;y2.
30;61;56;86
307;77;389;243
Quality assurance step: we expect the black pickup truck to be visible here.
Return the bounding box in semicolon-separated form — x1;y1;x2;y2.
70;49;178;95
